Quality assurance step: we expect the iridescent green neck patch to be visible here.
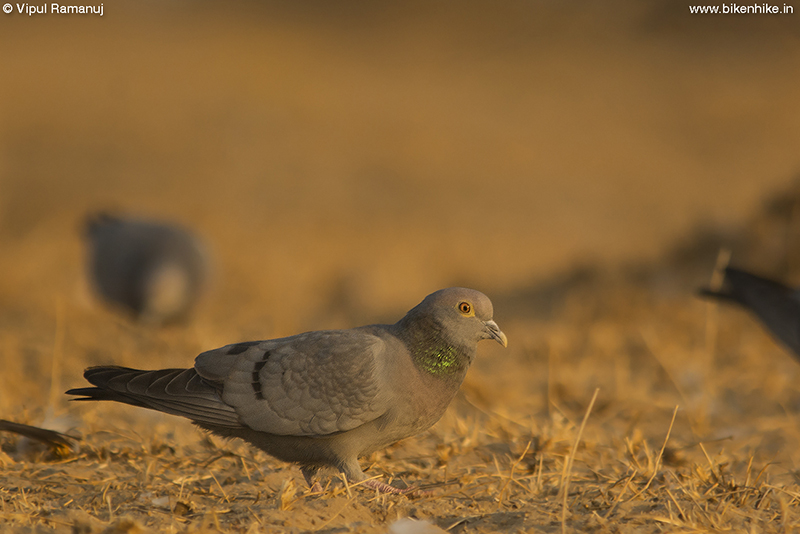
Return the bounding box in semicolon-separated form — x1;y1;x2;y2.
413;342;462;376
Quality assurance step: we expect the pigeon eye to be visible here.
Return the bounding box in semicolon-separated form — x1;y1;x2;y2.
458;302;472;315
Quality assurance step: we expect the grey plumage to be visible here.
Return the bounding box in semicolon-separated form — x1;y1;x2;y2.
700;266;800;358
84;213;209;324
67;287;507;493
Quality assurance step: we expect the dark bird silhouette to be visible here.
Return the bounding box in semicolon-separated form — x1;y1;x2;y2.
700;266;800;358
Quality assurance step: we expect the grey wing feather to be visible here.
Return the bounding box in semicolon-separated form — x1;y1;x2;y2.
195;331;390;437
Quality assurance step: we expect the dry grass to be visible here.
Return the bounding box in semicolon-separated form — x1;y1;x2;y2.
6;199;800;533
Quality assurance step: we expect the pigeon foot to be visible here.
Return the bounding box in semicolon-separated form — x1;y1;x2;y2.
360;478;431;496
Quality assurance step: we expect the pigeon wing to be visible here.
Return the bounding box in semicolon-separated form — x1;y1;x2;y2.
195;330;391;437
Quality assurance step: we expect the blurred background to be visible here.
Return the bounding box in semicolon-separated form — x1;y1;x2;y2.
2;0;800;440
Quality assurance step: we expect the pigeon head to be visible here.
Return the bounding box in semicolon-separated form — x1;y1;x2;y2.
414;287;507;348
397;287;507;378
398;287;507;359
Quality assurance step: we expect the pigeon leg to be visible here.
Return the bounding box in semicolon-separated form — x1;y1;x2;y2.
301;465;323;493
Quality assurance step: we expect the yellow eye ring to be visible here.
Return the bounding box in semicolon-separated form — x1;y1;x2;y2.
458;301;472;315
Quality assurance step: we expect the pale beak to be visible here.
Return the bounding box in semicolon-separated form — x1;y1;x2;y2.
483;320;508;348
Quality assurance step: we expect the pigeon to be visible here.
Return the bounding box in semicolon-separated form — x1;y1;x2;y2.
84;213;209;324
700;266;800;358
67;287;507;494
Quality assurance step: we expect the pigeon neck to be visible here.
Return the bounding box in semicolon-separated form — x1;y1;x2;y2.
413;341;466;378
397;316;470;379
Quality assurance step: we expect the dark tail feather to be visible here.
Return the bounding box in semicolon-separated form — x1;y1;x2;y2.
699;267;800;358
0;419;78;450
66;366;241;428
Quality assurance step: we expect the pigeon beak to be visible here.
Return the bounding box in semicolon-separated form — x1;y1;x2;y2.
483;320;508;347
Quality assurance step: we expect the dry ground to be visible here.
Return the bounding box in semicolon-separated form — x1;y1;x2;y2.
8;194;800;533
3;1;800;532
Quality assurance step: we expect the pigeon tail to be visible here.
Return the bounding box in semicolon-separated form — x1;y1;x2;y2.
66;366;241;428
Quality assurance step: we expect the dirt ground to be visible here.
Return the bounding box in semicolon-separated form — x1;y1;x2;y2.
3;1;800;532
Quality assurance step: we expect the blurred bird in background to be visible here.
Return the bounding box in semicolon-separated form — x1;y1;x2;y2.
700;266;800;359
84;213;210;325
